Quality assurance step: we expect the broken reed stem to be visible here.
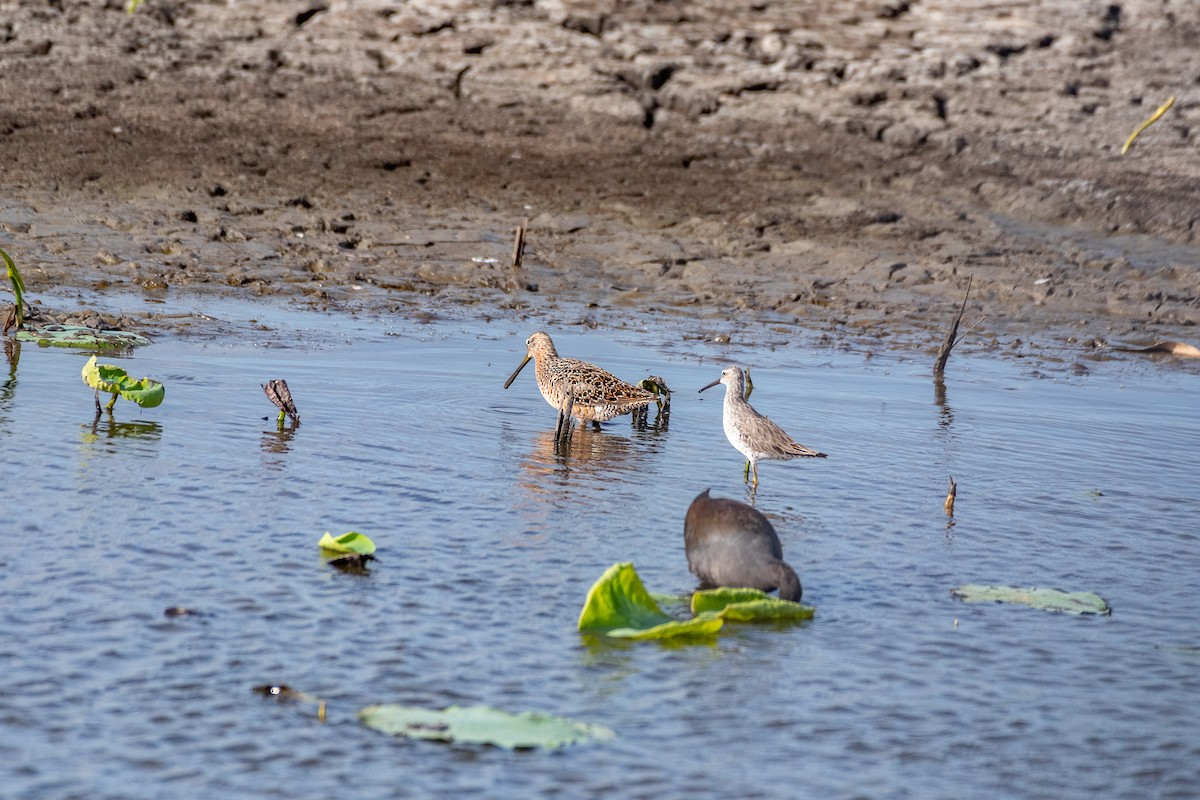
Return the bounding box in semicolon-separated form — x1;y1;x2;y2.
511;218;528;269
934;275;972;376
944;475;957;516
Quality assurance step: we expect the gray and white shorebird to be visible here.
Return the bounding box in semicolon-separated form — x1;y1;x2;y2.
684;489;802;601
699;365;826;486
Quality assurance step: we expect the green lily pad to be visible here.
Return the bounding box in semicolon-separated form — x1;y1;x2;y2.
951;584;1111;616
318;531;376;555
81;355;165;408
691;587;816;622
358;704;614;750
578;562;724;640
18;325;150;349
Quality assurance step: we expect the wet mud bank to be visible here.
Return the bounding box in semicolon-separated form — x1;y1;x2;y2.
2;0;1199;354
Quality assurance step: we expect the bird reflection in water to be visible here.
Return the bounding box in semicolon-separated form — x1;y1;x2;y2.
518;425;658;500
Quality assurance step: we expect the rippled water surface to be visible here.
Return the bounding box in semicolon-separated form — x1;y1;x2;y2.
2;299;1198;800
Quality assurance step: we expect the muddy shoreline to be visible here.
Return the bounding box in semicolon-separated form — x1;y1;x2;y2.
2;0;1199;355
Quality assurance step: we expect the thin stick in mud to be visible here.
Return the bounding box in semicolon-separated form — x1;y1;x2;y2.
511;218;528;269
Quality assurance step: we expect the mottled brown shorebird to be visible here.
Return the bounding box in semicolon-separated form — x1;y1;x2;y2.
504;331;659;430
699;365;826;486
684;489;802;601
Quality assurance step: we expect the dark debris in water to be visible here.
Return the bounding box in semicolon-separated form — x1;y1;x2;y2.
327;552;376;574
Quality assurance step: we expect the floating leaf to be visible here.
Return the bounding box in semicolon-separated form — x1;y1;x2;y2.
81;355;165;408
358;704;614;750
318;531;376;555
578;562;723;640
18;324;150;349
691;587;815;622
951;584;1111;616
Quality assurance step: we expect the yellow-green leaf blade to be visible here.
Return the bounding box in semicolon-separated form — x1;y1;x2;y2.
691;587;815;621
318;531;377;555
578;562;723;640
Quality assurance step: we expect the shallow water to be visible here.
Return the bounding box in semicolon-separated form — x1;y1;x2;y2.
2;298;1198;800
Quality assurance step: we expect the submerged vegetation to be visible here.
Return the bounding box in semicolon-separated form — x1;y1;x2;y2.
358;704;614;750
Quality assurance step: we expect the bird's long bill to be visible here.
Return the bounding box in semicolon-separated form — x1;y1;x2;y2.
698;378;721;393
503;354;532;389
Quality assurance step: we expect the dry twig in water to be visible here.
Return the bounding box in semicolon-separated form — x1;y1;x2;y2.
934;276;973;376
944;476;957;517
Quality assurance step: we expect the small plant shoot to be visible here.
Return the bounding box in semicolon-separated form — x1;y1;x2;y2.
2;246;28;334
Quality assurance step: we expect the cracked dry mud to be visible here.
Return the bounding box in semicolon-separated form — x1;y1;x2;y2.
2;0;1198;355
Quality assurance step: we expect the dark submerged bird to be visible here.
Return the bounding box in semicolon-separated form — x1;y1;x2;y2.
683;489;802;602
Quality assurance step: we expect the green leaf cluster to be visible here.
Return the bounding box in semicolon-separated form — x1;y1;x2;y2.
691;587;815;621
951;584;1111;616
81;355;165;409
578;563;813;641
358;704;614;749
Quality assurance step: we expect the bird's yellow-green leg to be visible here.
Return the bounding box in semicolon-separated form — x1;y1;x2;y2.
277;409;286;429
751;463;760;486
743;460;751;481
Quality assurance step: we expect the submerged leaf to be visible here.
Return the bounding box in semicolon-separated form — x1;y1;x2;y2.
358;704;614;749
18;325;150;349
81;355;165;408
318;531;377;555
578;562;723;640
951;584;1111;616
691;587;815;622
